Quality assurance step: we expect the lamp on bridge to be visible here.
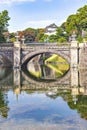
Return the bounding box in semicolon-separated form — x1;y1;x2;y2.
3;31;10;43
82;30;87;44
82;30;86;38
71;31;77;41
15;31;20;43
21;35;25;44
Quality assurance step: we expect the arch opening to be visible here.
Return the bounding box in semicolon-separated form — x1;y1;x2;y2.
22;50;70;67
22;52;70;81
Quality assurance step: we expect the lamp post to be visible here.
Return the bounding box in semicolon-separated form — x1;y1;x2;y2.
3;32;10;43
15;31;20;43
71;31;77;41
21;35;25;44
69;36;71;42
82;30;86;38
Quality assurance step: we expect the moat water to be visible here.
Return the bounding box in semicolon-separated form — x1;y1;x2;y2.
0;63;87;130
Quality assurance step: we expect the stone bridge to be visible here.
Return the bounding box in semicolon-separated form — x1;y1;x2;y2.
0;40;86;68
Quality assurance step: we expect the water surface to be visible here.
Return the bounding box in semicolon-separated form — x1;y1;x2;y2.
0;65;87;130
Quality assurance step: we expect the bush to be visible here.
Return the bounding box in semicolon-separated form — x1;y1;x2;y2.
77;36;83;43
57;37;67;43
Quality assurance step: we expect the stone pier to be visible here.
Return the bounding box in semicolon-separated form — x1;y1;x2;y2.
70;40;79;68
13;42;21;69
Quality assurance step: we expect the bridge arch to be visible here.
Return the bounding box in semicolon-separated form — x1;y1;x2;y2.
22;49;70;66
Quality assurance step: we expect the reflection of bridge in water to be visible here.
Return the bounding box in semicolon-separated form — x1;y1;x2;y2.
0;67;87;95
21;70;70;88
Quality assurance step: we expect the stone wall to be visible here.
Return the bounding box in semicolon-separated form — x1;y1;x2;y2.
79;43;87;68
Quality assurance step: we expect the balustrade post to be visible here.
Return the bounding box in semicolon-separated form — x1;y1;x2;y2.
70;32;79;68
13;32;21;69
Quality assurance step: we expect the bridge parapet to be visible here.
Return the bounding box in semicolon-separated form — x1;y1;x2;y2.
21;43;70;49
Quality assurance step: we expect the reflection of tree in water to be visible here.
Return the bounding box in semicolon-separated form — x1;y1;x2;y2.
68;95;87;120
0;90;9;118
59;92;87;120
46;89;87;120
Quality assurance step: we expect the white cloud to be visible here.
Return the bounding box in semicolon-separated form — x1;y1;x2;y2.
26;19;66;28
0;0;52;4
0;0;35;4
8;19;66;32
26;20;57;28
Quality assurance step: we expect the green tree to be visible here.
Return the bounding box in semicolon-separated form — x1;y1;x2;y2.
9;32;16;42
77;5;87;30
65;14;79;34
39;34;48;43
58;37;67;43
63;5;87;40
56;27;68;42
0;10;10;43
35;28;45;42
49;35;57;42
24;28;37;43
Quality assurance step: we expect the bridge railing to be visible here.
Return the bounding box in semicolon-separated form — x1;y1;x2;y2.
0;43;14;47
22;42;70;46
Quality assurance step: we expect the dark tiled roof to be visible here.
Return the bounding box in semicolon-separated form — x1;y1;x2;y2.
46;23;57;29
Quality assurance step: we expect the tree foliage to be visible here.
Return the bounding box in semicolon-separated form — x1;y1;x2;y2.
23;28;36;43
0;10;10;43
63;5;87;40
7;5;87;43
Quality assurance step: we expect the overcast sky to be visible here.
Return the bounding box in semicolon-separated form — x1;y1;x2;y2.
0;0;87;32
